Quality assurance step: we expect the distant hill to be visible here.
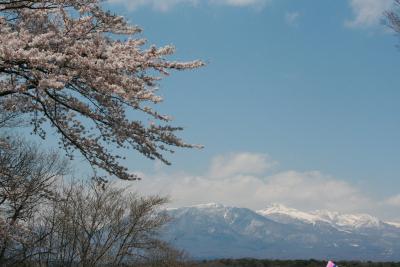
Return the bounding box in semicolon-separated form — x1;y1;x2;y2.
162;203;400;261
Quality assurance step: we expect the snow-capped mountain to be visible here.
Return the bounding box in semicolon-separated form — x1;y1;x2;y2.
257;204;382;230
257;204;327;225
162;203;400;261
387;221;400;228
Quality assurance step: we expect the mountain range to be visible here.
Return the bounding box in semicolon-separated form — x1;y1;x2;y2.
162;203;400;261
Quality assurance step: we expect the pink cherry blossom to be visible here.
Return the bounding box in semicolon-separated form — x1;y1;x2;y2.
0;0;204;180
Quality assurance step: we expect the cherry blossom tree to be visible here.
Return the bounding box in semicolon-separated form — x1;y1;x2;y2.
0;0;203;180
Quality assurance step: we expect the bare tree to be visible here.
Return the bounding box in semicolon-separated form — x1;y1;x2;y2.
0;161;192;266
386;0;400;33
32;181;173;267
0;107;21;129
0;0;204;180
0;137;68;265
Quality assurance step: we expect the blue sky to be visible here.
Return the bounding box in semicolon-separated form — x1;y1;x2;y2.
96;0;400;220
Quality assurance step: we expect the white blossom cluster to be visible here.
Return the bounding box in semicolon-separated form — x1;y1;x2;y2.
0;0;204;180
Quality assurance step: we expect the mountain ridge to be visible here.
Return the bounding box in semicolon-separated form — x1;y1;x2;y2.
256;203;385;230
163;203;400;261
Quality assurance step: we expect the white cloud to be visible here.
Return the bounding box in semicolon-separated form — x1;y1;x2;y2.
385;194;400;207
116;152;400;221
209;152;277;178
253;170;371;212
346;0;393;29
285;11;300;26
107;0;195;11
209;0;269;8
107;0;269;11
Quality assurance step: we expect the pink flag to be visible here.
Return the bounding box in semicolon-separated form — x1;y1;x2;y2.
326;261;337;267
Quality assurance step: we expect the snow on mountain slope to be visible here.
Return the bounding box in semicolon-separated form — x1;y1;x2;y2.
257;204;381;229
257;204;329;225
314;210;380;229
386;221;400;228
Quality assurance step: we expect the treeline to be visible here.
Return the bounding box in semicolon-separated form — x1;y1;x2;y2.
197;259;400;267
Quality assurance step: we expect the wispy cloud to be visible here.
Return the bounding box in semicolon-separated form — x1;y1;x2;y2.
209;152;277;178
117;152;400;221
285;11;301;26
386;194;400;207
209;0;270;8
107;0;270;11
345;0;394;29
107;0;196;12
